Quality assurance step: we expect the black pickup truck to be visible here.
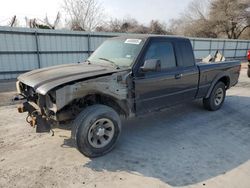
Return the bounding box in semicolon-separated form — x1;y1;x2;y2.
16;36;241;157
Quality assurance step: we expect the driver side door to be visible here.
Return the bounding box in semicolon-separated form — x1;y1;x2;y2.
133;38;185;114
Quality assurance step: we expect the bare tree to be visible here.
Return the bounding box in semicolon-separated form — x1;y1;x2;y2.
9;15;19;27
25;18;50;29
100;19;123;32
96;18;168;35
25;13;61;30
209;0;250;39
168;0;217;38
169;0;249;39
148;20;168;35
62;0;104;31
119;18;148;33
44;12;61;29
184;0;210;21
240;27;250;39
96;18;147;33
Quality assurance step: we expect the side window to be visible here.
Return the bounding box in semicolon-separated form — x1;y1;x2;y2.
179;41;195;67
144;41;176;70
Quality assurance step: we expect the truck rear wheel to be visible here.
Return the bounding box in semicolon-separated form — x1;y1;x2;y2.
203;82;226;111
72;105;121;158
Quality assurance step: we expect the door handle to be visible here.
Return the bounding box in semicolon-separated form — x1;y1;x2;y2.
175;74;183;79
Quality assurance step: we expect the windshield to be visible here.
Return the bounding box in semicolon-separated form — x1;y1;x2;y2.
88;38;145;68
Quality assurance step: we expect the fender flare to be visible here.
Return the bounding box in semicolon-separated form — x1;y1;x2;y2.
205;73;230;98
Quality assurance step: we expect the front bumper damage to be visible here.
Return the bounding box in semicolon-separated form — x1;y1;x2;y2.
17;102;52;133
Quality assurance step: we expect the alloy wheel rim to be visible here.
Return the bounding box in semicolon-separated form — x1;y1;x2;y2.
87;118;115;149
214;88;224;106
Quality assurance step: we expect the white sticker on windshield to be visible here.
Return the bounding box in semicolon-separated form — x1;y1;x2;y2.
125;39;142;45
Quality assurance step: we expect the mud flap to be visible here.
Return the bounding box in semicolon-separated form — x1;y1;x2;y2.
36;115;51;133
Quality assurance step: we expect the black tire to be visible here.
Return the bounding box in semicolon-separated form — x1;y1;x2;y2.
71;104;121;158
203;82;226;111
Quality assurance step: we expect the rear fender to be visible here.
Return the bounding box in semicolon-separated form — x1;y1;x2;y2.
205;73;230;98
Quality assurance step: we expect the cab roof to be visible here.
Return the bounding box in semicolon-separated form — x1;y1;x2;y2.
111;35;189;41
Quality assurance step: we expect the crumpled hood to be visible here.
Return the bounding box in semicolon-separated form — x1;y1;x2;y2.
18;63;123;95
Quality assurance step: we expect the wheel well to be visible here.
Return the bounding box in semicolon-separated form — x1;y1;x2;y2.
56;94;129;122
83;94;128;117
218;76;230;89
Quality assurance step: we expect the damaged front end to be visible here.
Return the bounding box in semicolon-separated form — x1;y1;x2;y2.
15;70;132;133
16;82;55;133
17;102;52;133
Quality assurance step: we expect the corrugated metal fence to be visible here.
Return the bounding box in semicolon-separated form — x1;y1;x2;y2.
0;26;249;79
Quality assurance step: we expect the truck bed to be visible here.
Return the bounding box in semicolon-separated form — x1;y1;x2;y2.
196;60;241;98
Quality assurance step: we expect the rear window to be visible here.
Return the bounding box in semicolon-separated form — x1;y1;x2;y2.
178;41;195;67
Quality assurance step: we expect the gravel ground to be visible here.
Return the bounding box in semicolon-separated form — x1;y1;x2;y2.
0;68;249;188
0;79;17;106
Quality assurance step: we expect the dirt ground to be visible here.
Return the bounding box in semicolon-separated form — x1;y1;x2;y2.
0;67;250;188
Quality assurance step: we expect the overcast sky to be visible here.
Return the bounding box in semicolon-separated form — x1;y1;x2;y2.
0;0;193;26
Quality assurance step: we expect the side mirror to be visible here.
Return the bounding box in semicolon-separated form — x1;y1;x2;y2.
141;59;161;72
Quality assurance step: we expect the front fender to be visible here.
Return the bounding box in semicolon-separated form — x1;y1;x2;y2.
54;73;129;112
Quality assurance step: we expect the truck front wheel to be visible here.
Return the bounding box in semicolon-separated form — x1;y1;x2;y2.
203;82;226;111
72;105;121;158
